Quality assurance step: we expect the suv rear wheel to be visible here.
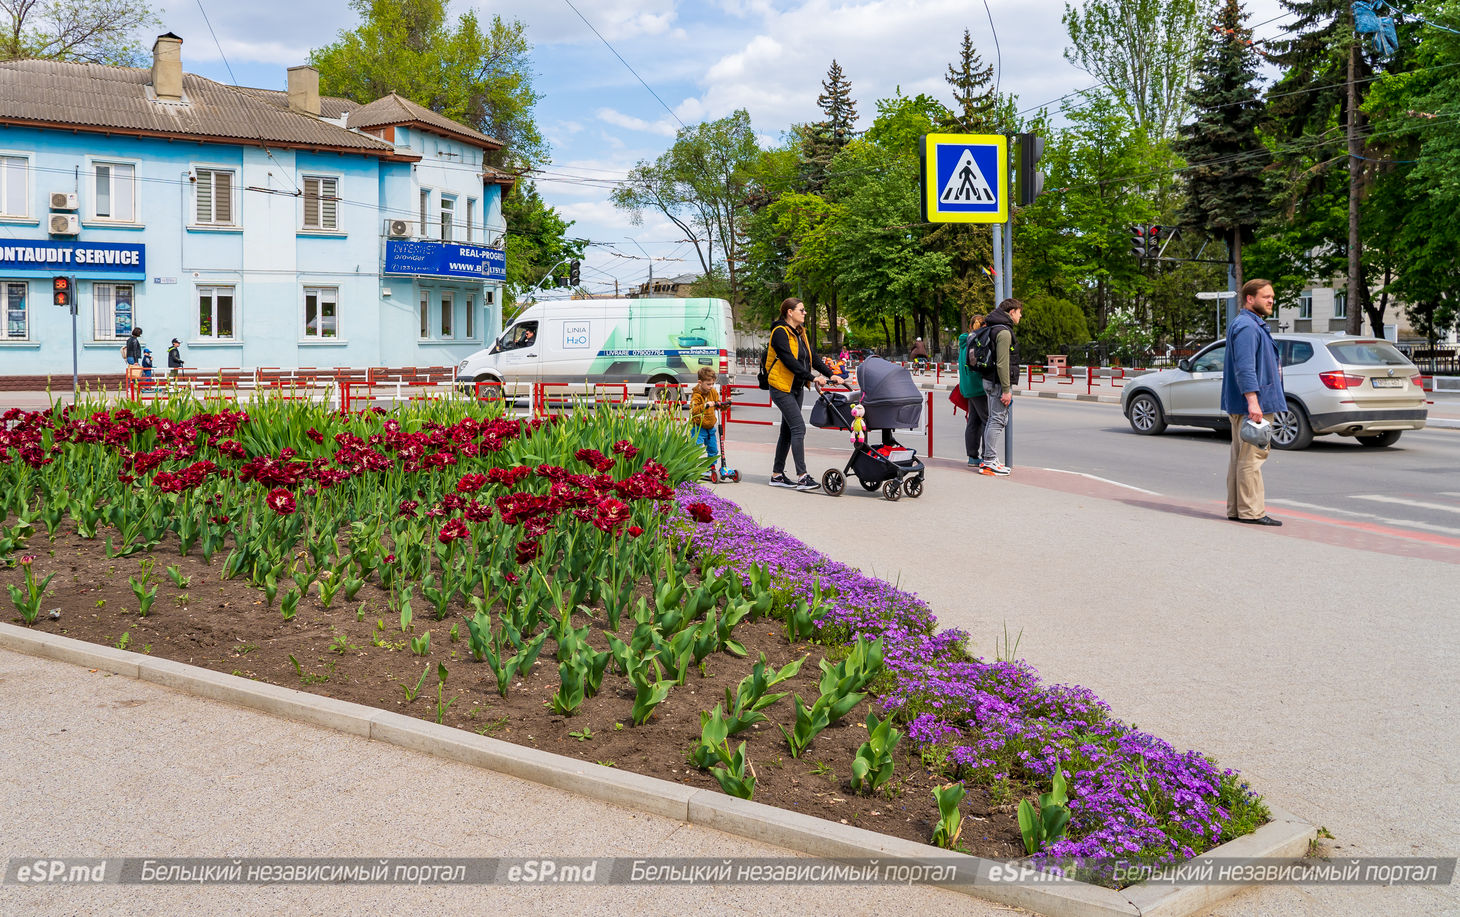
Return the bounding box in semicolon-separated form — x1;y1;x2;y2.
1271;401;1314;450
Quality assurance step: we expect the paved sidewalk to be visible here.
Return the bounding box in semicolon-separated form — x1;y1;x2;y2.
724;442;1460;916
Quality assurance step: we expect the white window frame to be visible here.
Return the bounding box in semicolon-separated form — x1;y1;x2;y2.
89;158;138;223
466;198;475;242
440;195;455;243
3;280;28;339
301;175;339;231
93;283;137;340
194;167;236;226
1333;290;1347;320
197;284;237;339
419;189;430;238
440;291;454;339
419;291;429;339
1298;291;1312;321
0;153;30;219
465;295;474;340
303;286;339;339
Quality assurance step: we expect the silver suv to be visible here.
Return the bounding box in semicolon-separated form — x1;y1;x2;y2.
1120;333;1427;449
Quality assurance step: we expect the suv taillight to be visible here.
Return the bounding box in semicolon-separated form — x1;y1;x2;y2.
1318;371;1364;390
1413;375;1426;388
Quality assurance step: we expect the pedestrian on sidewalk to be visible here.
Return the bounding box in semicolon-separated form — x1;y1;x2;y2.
1222;279;1286;526
689;367;721;477
167;338;185;377
764;297;845;492
958;315;990;467
122;326;144;383
979;299;1022;476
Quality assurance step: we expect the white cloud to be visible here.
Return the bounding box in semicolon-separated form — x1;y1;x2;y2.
595;107;679;136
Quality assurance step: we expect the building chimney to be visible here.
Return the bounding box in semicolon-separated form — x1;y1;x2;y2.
151;33;183;102
287;65;320;117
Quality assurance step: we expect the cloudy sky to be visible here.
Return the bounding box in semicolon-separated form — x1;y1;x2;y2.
165;0;1294;298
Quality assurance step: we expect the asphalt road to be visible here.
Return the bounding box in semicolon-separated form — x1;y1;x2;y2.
728;391;1460;539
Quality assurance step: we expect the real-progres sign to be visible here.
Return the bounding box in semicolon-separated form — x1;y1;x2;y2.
920;133;1008;224
384;240;506;281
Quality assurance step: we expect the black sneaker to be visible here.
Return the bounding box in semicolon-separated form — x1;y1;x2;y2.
794;474;821;492
768;473;796;488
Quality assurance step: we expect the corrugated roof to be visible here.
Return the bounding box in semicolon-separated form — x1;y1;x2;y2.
347;93;502;151
0;58;400;156
234;86;361;121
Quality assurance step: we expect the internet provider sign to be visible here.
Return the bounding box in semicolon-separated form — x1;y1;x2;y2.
384;240;506;281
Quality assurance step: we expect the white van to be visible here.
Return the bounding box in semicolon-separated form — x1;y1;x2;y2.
458;298;736;392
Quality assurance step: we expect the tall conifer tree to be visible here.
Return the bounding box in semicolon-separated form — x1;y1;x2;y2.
1174;0;1266;293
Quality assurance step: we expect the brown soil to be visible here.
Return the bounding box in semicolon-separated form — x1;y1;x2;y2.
6;531;1025;857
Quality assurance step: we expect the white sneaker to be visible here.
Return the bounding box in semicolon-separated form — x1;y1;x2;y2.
979;461;1010;476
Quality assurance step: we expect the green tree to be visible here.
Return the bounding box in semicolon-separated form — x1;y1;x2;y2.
800;59;859;193
311;0;544;170
611;110;761;305
1017;293;1091;360
1062;0;1212;142
0;0;159;65
1173;0;1266;292
943;28;999;132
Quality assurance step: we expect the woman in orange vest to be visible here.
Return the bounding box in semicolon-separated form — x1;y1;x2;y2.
764;297;844;491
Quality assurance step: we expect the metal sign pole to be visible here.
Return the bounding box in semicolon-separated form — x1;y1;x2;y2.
70;279;79;403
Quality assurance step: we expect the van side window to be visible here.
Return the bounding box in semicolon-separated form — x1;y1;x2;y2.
500;321;538;351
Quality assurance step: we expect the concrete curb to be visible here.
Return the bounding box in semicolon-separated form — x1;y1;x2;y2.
0;622;1316;916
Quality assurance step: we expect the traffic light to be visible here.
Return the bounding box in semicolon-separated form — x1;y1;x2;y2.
1130;225;1147;259
1147;225;1163;258
52;276;71;307
1014;133;1045;206
568;260;581;286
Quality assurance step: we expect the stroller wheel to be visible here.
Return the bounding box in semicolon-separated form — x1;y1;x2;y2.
903;474;924;498
860;479;881;492
882;479;902;502
822;468;846;497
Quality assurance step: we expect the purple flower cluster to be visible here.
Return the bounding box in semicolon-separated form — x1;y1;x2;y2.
672;484;1265;866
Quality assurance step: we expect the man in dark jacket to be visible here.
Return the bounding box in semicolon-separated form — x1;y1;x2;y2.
1221;279;1286;526
167;338;185;377
978;299;1022;476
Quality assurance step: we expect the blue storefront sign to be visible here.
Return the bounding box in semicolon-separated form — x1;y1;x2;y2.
0;240;146;279
384;240;506;281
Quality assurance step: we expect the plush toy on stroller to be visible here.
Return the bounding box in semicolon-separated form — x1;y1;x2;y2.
809;357;925;501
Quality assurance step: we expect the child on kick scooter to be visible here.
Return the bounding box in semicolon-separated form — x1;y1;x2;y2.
689;367;721;478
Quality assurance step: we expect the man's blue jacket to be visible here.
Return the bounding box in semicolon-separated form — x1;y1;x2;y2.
1220;309;1286;415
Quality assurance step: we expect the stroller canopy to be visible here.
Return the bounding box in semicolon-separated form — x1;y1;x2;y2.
855;357;923;429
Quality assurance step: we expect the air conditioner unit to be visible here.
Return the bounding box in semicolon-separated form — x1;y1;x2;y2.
50;192;78;211
49;213;80;235
387;219;412;238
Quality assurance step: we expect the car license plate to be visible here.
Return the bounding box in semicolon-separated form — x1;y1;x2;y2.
1371;378;1405;388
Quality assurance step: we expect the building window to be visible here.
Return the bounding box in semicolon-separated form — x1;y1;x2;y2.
465;295;474;339
0;156;27;217
419;189;429;238
1333;290;1347;319
302;176;338;231
3;281;27;338
466;199;475;242
93;162;135;222
1298;291;1312;320
93;283;136;339
304;286;338;338
440;196;455;242
440;292;454;338
194;169;234;225
419;292;429;338
197;285;235;339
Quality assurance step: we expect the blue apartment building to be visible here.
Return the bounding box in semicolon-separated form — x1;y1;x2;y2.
0;33;512;381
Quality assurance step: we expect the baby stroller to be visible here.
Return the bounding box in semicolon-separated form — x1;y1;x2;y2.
809;356;925;501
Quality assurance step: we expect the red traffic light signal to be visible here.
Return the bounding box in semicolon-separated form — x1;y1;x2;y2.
53;276;72;307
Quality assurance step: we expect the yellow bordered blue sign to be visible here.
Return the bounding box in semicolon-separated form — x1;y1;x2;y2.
920;133;1007;223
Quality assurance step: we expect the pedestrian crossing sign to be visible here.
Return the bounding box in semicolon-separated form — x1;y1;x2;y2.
920;133;1007;223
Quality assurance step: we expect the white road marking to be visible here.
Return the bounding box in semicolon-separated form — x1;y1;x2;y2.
1352;494;1460;515
1037;468;1161;495
1267;499;1460;538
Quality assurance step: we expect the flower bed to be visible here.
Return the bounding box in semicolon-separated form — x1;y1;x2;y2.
1;396;1265;881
